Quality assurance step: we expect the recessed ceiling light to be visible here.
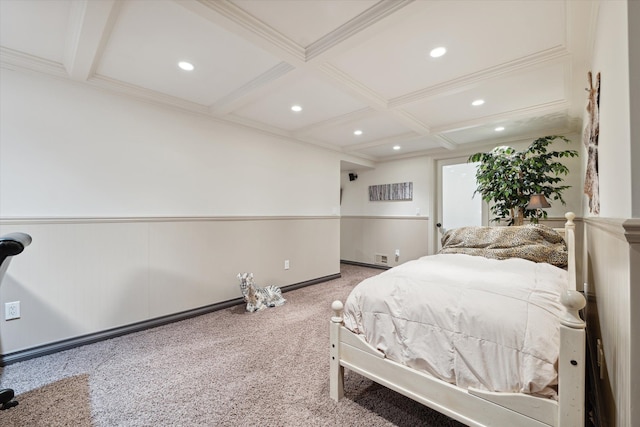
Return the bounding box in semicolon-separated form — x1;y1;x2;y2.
430;47;447;58
495;126;505;132
393;145;401;150
291;105;302;112
471;99;485;106
354;130;363;136
178;61;194;71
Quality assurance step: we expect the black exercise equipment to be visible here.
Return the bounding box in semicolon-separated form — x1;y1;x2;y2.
0;232;32;410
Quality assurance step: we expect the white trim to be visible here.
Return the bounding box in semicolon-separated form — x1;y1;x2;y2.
0;215;339;225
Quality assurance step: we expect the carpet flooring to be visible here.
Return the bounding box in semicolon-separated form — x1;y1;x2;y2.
0;264;464;427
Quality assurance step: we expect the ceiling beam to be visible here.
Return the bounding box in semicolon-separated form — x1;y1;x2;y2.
389;47;571;108
430;100;571;134
341;132;422;152
64;0;120;81
178;0;306;66
210;62;296;114
305;0;416;62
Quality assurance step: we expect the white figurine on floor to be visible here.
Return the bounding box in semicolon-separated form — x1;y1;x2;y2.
237;272;286;312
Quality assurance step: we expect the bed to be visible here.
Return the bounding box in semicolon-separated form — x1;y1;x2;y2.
329;213;585;427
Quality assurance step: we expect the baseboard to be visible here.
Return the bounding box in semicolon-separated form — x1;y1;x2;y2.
0;273;340;366
280;273;341;292
340;260;391;270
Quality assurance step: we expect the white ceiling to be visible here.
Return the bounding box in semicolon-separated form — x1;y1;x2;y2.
0;0;597;167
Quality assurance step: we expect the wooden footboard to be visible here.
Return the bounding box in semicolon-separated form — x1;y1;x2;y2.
330;213;586;427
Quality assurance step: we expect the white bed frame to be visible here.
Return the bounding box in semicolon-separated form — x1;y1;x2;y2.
330;212;586;427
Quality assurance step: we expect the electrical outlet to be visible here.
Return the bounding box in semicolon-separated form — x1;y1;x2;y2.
284;260;290;270
5;301;20;320
395;249;400;257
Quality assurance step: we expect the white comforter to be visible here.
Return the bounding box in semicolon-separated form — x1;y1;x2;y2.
343;254;568;398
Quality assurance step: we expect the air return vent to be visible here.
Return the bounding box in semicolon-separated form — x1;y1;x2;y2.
375;254;389;266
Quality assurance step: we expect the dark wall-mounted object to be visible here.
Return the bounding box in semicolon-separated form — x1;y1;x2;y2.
0;232;32;410
348;173;358;181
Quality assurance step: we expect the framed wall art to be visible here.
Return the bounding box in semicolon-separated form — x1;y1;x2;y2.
369;182;413;201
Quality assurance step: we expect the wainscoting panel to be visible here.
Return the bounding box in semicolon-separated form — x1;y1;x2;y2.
584;217;640;427
340;216;430;267
0;216;339;356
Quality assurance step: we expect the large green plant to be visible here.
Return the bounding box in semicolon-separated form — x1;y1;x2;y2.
468;135;578;225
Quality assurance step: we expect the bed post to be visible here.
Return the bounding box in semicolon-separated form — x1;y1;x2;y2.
558;289;586;426
559;212;585;427
329;300;344;401
557;212;586;426
564;212;577;291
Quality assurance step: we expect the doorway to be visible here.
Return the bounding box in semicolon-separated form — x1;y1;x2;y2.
435;157;487;250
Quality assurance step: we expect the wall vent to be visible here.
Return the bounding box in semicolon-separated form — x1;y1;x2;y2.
375;254;388;265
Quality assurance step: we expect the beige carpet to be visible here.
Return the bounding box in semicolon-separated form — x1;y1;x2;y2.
0;264;464;426
1;375;93;427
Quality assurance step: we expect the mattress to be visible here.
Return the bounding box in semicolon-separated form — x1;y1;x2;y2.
342;253;568;398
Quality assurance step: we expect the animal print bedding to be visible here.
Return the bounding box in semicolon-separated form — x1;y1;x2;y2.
439;224;567;268
343;253;568;398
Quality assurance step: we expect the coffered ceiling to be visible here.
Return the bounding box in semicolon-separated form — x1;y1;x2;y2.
0;0;597;164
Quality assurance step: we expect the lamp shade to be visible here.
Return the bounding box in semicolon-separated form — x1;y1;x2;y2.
526;194;551;209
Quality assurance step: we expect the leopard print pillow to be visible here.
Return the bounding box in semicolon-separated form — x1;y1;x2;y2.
439;224;568;268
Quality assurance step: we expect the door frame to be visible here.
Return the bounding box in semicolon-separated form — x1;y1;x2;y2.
434;156;489;252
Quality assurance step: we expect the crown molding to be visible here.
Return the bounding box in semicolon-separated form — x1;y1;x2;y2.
0;47;67;78
88;75;211;115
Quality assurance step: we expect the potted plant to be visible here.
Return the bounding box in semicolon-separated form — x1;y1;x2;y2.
468;135;578;225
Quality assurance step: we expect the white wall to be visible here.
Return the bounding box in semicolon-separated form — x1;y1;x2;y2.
0;69;340;217
629;0;640;217
0;68;341;356
589;0;632;218
340;156;431;217
584;1;640;426
340;156;431;266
